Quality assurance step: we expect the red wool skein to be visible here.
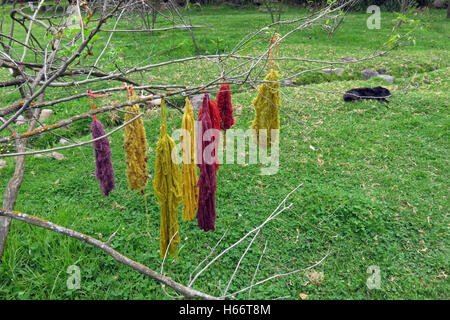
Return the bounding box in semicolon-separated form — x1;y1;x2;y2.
196;105;217;232
216;83;235;131
199;93;220;132
199;93;220;170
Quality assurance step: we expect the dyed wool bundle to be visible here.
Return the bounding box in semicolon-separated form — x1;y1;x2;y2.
181;97;199;221
153;98;182;258
199;93;220;132
250;69;281;148
124;90;148;193
199;93;220;170
216;83;235;131
196;106;217;231
91;118;115;196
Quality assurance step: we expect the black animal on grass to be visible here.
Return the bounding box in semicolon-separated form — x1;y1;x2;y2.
343;86;391;103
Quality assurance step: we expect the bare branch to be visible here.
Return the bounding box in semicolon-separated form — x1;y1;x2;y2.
249;240;268;299
0;208;219;300
0;113;143;158
222;250;331;299
0;96;155;144
100;25;205;32
0;0;127;132
223;228;261;296
188;183;303;288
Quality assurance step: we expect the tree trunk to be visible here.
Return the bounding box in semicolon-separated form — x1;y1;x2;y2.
400;0;408;13
0;139;27;260
447;1;450;19
102;0;109;17
264;0;275;23
277;0;283;22
0;104;41;261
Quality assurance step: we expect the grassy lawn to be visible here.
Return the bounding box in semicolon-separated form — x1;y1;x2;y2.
0;5;449;299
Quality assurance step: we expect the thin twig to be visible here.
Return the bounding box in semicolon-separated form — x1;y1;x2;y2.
222;250;331;299
248;240;268;299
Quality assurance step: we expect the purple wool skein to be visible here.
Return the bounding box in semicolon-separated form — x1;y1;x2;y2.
91;118;116;197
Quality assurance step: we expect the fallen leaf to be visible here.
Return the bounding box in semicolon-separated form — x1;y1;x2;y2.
299;293;309;300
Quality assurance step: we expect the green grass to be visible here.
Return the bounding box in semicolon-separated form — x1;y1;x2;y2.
0;5;449;300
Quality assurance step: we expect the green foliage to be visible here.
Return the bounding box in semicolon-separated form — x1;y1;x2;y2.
0;6;449;300
105;46;126;70
210;37;226;53
0;140;13;154
385;12;427;48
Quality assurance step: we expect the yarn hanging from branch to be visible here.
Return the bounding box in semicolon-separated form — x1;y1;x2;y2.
87;89;115;197
91;118;116;197
123;86;149;193
196;105;216;232
216;82;235;149
199;93;220;170
250;68;281;149
181;97;199;221
216;83;235;131
153;97;182;258
251;35;282;149
199;93;221;131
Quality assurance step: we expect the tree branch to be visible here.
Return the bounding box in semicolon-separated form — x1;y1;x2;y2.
0;113;143;158
0;208;219;300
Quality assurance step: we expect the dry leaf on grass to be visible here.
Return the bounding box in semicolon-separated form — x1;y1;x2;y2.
299;293;309;300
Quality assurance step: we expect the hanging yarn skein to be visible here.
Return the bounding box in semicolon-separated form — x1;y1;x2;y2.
123;85;149;193
88;90;115;197
196;104;217;232
216;82;235;131
181;97;199;221
199;92;220;170
199;92;220;132
153;97;182;258
251;35;281;149
91;120;115;196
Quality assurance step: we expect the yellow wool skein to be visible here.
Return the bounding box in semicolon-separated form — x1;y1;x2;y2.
153;98;182;258
181;97;199;221
124;92;148;193
250;69;281;148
